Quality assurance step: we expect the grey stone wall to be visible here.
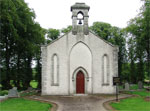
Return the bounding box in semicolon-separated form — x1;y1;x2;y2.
41;30;118;95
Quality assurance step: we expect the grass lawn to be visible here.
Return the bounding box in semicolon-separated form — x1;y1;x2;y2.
111;97;150;111
20;91;38;97
0;98;52;111
127;90;150;97
110;90;150;111
130;84;138;90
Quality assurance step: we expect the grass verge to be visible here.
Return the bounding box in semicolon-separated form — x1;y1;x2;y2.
0;98;52;111
126;90;150;97
111;97;150;111
110;90;150;111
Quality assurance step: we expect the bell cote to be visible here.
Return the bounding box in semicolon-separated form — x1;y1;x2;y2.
71;3;90;35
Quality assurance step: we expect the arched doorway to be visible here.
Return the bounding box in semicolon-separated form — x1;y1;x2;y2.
76;71;85;94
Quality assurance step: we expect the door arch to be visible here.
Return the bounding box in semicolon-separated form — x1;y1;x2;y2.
76;71;85;94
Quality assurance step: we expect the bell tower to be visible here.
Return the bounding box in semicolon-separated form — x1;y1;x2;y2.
71;3;90;35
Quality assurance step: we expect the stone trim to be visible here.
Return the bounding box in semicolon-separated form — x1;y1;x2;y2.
41;46;47;94
72;67;89;94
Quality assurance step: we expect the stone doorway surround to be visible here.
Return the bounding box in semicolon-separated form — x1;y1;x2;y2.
72;67;89;94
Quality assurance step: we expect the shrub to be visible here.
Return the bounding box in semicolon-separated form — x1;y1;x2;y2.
0;90;8;96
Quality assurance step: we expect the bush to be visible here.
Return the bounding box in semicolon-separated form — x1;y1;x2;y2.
0;90;8;96
30;80;38;88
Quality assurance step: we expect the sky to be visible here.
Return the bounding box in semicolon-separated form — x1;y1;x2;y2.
24;0;143;29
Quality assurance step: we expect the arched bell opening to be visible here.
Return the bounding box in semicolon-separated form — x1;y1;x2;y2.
77;11;84;25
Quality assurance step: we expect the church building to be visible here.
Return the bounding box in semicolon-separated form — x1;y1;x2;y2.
41;3;119;95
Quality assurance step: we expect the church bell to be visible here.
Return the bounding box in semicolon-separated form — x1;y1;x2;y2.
78;19;82;25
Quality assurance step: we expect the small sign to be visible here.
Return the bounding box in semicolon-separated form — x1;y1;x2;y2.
113;77;120;85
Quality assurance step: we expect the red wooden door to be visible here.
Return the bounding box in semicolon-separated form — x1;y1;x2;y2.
76;71;85;94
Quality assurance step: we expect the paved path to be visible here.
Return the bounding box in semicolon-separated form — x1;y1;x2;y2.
29;94;131;111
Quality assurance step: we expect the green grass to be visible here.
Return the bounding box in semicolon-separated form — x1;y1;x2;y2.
0;98;52;111
110;90;150;111
130;84;138;90
111;97;150;111
20;91;38;97
30;80;38;88
127;90;150;97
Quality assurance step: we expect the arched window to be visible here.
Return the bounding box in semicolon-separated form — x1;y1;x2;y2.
102;54;109;85
51;54;59;86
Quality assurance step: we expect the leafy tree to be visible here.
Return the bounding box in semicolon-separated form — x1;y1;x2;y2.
127;37;137;83
0;0;19;89
61;25;72;34
90;22;111;41
0;0;45;90
142;0;150;82
47;28;60;42
126;0;150;82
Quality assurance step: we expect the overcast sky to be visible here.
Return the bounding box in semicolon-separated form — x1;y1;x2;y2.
24;0;143;29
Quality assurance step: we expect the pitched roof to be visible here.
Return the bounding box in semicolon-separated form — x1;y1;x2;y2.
42;30;118;48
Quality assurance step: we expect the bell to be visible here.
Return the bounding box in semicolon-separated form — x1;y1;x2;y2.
78;19;82;25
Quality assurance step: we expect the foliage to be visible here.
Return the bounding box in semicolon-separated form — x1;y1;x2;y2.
46;28;60;43
0;0;45;90
90;22;112;40
61;25;72;34
0;98;52;111
0;90;8;96
30;80;38;88
125;0;150;83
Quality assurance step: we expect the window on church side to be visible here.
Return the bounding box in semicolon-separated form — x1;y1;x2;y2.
104;56;107;83
102;54;109;85
52;54;59;86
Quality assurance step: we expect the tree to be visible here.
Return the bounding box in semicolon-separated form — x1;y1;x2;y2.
126;0;150;82
47;28;60;42
127;37;137;83
0;0;45;90
61;25;72;34
90;22;111;41
110;27;127;81
142;0;150;82
0;0;20;89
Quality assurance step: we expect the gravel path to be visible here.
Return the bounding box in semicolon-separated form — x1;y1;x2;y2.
29;94;131;111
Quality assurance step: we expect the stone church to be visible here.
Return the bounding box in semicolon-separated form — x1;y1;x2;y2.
41;3;118;95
